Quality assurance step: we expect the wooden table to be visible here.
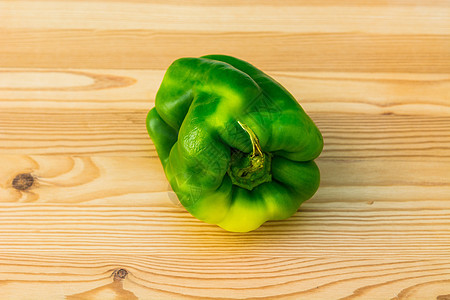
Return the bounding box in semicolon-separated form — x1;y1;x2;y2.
1;1;449;299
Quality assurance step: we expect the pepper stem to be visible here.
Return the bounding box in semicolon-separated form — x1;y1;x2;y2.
227;122;272;190
238;121;263;158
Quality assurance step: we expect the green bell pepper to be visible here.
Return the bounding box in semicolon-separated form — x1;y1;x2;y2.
146;55;323;232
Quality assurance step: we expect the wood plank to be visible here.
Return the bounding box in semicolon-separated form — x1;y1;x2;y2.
0;154;449;259
0;254;449;299
3;0;450;6
0;202;449;258
2;1;448;34
0;155;449;204
1;69;449;112
1;30;448;72
1;109;449;158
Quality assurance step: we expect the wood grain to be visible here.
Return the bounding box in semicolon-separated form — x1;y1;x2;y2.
1;30;449;72
0;0;449;299
2;1;448;34
1;69;449;111
0;201;449;257
1;109;449;160
0;254;449;300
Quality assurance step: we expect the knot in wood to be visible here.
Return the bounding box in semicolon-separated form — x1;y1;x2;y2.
113;268;128;281
12;173;34;191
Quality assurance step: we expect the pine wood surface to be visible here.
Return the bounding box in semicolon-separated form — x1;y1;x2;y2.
0;1;449;299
